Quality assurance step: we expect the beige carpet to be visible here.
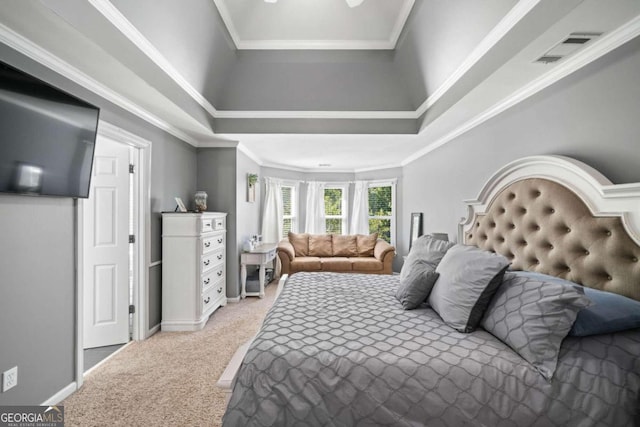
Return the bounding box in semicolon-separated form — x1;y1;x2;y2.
63;283;277;427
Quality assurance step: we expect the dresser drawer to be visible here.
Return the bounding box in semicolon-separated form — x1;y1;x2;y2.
202;249;224;272
202;234;225;253
201;282;225;314
202;265;224;292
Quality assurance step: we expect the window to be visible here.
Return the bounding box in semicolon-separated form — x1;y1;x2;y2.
324;185;348;234
368;182;395;245
281;184;297;238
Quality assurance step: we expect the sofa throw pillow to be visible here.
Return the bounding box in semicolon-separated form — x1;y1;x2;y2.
333;235;358;257
288;232;309;257
395;259;440;310
428;244;510;333
481;272;591;380
512;271;640;337
356;233;378;257
308;234;333;257
400;235;455;281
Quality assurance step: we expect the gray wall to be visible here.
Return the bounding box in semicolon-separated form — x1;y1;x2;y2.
400;36;640;263
197;148;238;297
0;196;75;405
0;44;197;404
235;152;262;294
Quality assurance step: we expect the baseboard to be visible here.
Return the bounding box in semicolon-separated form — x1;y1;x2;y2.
84;341;133;378
146;323;160;338
41;382;77;406
226;296;240;303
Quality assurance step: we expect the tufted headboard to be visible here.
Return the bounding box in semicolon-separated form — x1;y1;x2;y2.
459;156;640;301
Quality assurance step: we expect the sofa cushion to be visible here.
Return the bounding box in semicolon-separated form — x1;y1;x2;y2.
351;257;383;272
288;232;309;257
333;235;357;257
309;234;333;257
291;257;321;272
321;257;353;272
356;233;378;257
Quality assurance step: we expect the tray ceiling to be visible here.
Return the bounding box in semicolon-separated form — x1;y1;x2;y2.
212;0;415;50
1;0;639;172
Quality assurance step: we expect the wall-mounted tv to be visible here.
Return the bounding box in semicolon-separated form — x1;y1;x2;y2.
0;61;100;198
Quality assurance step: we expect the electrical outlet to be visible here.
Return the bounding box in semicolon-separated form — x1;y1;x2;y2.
2;366;18;392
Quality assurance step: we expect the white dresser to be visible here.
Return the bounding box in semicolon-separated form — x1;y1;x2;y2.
161;212;227;331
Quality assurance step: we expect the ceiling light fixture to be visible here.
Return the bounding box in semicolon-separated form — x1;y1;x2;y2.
345;0;364;7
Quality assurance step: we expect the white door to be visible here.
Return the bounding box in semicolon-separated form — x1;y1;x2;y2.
83;136;131;349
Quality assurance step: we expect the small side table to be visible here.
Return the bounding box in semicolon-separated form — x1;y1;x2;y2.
240;243;277;298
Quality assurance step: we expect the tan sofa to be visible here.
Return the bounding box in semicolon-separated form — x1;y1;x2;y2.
278;232;395;275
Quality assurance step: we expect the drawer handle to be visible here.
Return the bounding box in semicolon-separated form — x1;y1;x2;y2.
217;287;222;293
204;260;210;266
204;278;210;285
204;297;210;304
217;254;223;260
217;271;223;277
204;242;211;248
217;238;223;244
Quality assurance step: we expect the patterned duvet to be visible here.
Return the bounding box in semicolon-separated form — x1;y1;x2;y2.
223;272;640;426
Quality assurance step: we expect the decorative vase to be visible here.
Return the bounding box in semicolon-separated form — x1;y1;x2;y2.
194;191;207;212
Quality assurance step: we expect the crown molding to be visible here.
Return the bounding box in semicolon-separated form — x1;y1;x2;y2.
197;140;239;148
211;0;242;50
237;143;264;166
389;0;415;50
213;0;413;51
89;0;219;119
235;39;396;50
415;0;541;116
6;0;637;172
213;109;416;120
0;21;199;147
98;120;151;148
402;12;640;167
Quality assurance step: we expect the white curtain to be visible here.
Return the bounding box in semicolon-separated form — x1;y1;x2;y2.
350;180;369;235
261;177;283;243
305;181;326;234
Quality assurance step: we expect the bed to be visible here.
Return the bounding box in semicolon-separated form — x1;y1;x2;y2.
221;155;640;426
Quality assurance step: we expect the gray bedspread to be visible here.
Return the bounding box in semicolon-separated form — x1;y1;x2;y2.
223;272;640;426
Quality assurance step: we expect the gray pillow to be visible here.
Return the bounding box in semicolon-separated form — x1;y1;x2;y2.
395;259;440;310
400;235;455;281
481;272;591;380
428;244;510;333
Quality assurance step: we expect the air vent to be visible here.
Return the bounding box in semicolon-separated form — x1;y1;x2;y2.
535;32;602;64
536;55;563;64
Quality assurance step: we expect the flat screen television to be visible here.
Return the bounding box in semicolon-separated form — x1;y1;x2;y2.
0;61;100;198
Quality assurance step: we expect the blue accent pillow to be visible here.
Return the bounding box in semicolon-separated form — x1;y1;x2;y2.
513;271;640;336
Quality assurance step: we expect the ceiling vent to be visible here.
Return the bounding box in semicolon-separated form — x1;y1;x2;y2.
535;32;602;64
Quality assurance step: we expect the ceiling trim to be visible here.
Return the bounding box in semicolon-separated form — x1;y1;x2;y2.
260;160;368;174
237;142;265;165
89;0;219;119
234;39;397;51
90;0;543;123
7;0;637;173
212;0;414;51
415;0;541;116
402;13;640;167
0;21;200;147
214;110;416;120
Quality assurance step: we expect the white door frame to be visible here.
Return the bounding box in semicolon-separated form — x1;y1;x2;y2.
75;120;152;389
